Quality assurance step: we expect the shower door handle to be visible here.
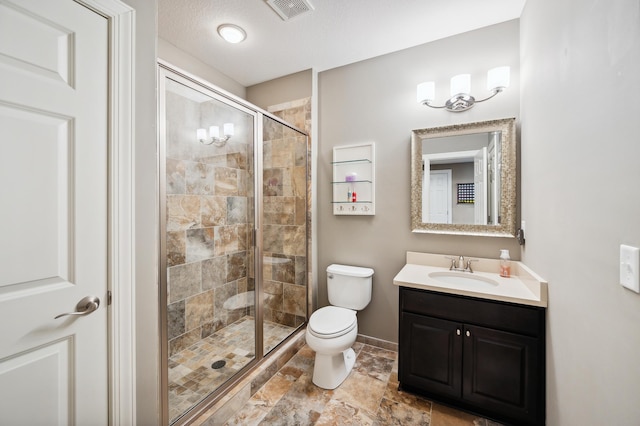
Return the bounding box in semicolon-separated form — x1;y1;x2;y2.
54;296;100;319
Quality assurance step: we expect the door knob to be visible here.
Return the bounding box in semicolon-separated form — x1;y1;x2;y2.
54;296;100;319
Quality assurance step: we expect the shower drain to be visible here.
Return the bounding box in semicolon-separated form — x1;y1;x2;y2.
211;360;226;369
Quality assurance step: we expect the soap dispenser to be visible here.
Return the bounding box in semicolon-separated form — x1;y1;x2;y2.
499;249;511;278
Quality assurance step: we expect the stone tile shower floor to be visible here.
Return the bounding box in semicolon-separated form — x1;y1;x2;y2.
219;342;505;426
169;316;294;423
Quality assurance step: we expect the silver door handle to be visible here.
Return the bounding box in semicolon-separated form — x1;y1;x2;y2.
54;296;100;319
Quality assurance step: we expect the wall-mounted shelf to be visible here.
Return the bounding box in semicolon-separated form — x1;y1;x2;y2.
332;142;375;215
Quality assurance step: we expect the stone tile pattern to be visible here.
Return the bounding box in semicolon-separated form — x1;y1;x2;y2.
165;90;311;421
261;113;308;330
166;91;257;359
190;330;307;426
216;343;506;426
268;97;312;318
168;316;295;423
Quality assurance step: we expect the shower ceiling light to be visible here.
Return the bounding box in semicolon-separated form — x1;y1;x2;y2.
417;66;510;112
217;24;246;44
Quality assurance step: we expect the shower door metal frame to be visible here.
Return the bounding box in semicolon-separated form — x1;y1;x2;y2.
157;61;309;426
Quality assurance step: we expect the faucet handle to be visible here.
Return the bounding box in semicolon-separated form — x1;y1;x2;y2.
466;258;479;273
444;256;458;270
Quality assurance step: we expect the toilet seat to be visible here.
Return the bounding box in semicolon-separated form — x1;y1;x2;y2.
308;306;356;339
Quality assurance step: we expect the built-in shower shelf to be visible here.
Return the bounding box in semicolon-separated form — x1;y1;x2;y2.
332;142;375;215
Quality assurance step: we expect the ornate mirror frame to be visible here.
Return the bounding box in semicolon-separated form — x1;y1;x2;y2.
411;117;517;237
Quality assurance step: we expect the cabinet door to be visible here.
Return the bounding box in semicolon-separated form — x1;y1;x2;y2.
462;325;540;425
399;312;462;398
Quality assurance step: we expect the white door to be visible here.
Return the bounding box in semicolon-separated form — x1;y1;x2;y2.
429;170;452;224
0;1;109;424
474;147;488;225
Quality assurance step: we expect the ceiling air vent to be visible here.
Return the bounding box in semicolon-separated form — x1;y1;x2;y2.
266;0;314;21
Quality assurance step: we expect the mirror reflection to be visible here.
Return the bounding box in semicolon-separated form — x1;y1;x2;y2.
422;131;501;225
411;118;516;237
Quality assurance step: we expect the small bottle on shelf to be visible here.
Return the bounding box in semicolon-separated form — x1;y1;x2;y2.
499;249;511;278
347;189;352;202
352;191;357;202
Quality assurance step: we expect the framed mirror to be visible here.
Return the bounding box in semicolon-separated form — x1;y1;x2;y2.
411;118;516;237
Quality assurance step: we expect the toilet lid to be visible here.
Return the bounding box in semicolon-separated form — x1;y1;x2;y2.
309;306;356;336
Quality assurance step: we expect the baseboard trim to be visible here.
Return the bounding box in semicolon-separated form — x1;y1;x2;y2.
356;334;398;352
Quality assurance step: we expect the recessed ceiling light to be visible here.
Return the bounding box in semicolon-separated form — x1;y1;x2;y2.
217;24;246;44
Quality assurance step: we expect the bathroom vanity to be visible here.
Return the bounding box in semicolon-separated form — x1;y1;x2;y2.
394;252;547;426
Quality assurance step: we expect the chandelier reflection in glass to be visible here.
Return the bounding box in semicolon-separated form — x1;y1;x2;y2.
197;123;234;147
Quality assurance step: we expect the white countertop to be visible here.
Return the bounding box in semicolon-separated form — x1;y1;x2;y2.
393;252;548;308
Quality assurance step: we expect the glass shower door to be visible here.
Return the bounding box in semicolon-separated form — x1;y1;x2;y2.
261;115;308;354
160;72;258;424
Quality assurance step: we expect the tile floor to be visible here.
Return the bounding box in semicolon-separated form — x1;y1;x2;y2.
217;342;505;426
169;316;295;423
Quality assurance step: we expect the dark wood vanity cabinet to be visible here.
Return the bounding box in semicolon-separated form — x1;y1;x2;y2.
399;287;545;426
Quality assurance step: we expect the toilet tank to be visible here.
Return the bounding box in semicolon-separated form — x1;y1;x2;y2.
326;264;374;310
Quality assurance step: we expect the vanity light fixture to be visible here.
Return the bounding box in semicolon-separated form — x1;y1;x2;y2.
417;66;510;112
197;123;234;147
217;24;246;44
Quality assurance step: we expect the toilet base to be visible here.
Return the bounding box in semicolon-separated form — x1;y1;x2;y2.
311;347;356;390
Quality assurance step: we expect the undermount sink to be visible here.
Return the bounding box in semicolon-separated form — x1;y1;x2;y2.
428;271;499;288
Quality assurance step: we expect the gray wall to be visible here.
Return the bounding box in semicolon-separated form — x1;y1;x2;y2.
317;20;521;343
521;0;640;424
246;69;312;110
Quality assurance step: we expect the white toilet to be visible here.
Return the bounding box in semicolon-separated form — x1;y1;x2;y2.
305;264;374;389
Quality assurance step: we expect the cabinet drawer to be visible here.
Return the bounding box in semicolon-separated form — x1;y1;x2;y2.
400;287;543;337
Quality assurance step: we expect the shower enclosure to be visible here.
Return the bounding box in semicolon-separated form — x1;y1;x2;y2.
158;63;309;424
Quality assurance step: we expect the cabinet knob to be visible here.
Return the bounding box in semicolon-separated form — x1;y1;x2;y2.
456;329;461;336
465;330;471;337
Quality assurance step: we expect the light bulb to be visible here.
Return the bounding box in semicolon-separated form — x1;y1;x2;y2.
450;74;471;96
417;82;435;104
487;66;510;92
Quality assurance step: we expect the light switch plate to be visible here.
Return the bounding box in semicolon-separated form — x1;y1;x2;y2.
620;244;640;293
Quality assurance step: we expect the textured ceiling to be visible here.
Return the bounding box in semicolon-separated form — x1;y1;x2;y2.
158;0;526;87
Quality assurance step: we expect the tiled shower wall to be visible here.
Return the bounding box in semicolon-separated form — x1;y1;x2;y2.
165;90;255;357
261;114;308;328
